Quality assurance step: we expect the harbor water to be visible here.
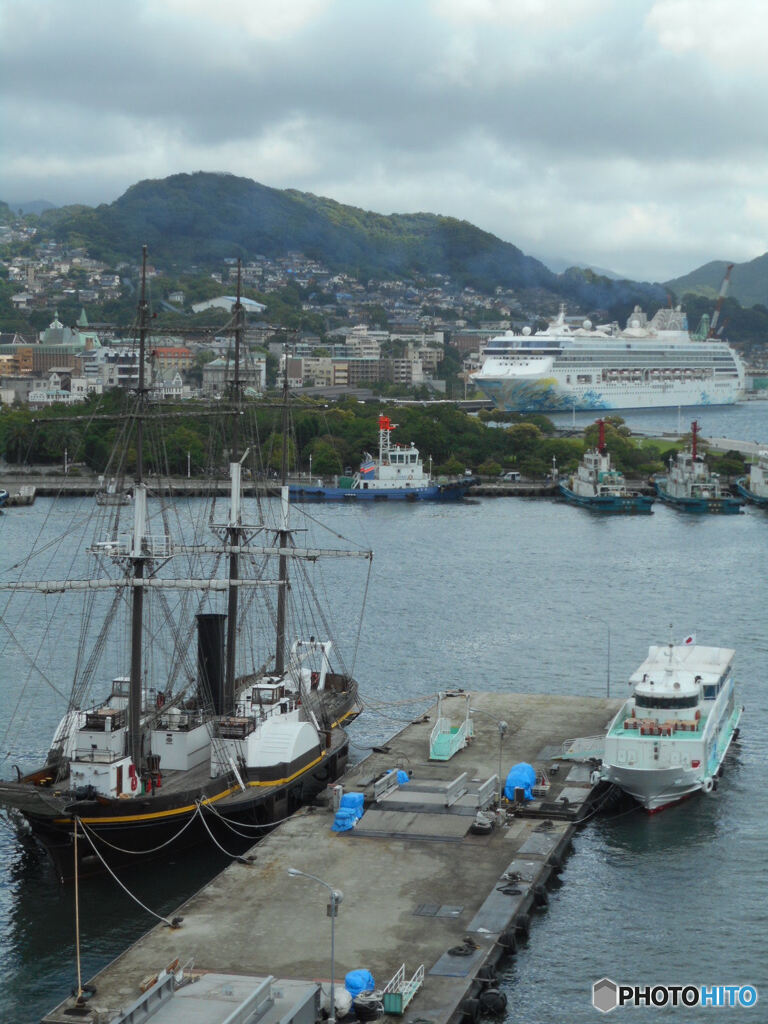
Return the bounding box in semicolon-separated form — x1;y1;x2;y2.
0;403;766;1023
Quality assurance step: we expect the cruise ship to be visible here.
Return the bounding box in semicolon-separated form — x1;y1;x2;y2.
472;306;746;412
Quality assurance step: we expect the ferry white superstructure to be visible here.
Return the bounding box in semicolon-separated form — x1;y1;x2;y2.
472;306;746;412
601;642;742;812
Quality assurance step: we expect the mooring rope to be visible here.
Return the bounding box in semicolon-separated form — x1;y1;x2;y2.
76;817;183;928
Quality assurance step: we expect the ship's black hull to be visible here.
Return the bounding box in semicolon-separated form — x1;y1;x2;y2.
6;725;352;882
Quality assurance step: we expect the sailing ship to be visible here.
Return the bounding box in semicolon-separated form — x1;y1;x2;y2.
735;449;768;506
558;419;654;513
654;421;742;513
0;250;370;880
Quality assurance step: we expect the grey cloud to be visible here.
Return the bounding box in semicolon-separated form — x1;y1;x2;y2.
2;0;767;279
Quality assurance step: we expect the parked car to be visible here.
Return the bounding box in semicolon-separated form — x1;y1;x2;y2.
500;471;521;482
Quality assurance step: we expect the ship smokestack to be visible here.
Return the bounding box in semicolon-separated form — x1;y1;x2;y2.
197;613;227;715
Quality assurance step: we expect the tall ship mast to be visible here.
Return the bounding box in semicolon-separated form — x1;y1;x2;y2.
0;250;371;881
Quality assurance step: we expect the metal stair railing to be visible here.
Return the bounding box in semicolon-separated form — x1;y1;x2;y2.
382;964;425;1015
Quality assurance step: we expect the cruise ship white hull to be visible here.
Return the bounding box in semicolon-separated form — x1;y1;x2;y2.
472;304;746;413
475;374;743;413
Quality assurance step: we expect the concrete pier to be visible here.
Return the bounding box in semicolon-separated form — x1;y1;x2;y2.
42;691;621;1024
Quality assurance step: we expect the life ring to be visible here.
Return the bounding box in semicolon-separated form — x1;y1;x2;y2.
310;671;320;689
702;776;714;794
156;692;165;709
130;775;138;791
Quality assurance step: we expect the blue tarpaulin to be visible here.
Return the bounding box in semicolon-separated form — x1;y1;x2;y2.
332;792;365;832
387;769;410;784
345;970;376;997
340;792;365;817
504;762;537;801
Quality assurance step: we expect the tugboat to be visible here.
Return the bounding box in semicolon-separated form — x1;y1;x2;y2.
0;251;370;881
600;639;743;812
290;415;474;501
559;419;654;513
654;421;742;513
735;448;768;506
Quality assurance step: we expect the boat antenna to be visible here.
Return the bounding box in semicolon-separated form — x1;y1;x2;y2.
224;261;244;711
597;418;606;455
128;246;150;770
274;337;291;675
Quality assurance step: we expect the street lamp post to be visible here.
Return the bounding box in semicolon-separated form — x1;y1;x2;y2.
287;868;343;1022
469;708;508;805
590;616;611;697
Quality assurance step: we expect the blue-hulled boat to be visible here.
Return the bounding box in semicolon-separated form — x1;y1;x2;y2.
290;415;475;502
559;419;654;514
0;488;8;508
654;421;742;514
735;448;768;506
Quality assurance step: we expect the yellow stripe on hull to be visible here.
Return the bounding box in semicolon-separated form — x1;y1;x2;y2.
53;740;346;827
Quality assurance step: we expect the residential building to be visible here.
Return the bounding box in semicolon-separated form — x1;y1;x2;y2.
202;356;266;396
191;296;267;315
151;345;193;374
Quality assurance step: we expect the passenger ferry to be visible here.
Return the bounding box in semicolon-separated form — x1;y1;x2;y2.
601;641;742;812
472;305;745;412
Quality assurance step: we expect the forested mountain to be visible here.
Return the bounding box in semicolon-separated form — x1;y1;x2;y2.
665;253;768;309
26;172;666;311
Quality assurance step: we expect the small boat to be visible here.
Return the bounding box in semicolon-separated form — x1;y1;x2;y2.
0;488;8;509
94;476;131;505
558;419;654;514
735;449;768;506
0;251;369;881
654;421;742;513
290;415;474;502
600;639;743;812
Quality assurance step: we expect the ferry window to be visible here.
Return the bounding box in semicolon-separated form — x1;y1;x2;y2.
635;694;699;710
703;686;716;699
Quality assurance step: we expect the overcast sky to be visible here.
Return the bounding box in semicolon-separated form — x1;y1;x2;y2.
2;0;767;281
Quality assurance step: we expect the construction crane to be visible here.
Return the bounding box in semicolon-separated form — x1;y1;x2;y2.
706;263;734;338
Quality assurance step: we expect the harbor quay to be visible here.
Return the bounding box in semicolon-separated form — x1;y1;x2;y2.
42;691;622;1024
0;474;661;501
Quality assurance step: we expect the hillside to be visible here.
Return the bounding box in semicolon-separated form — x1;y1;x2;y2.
30;172;666;311
665;253;768;309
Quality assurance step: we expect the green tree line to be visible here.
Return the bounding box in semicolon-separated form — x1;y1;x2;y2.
0;396;746;480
